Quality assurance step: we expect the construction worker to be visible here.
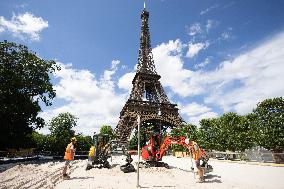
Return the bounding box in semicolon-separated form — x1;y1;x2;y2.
86;145;96;170
62;137;77;179
185;139;206;183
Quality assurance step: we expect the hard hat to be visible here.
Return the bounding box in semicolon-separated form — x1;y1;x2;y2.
71;137;77;142
185;138;190;145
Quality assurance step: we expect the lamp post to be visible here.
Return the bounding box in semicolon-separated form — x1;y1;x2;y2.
136;115;141;188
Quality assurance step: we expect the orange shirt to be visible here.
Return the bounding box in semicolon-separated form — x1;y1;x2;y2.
64;142;75;160
190;141;205;160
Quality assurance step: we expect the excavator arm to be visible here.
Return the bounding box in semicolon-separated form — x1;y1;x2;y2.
141;134;213;172
141;134;208;163
156;136;189;161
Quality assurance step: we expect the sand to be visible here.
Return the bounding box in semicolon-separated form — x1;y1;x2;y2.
1;155;283;189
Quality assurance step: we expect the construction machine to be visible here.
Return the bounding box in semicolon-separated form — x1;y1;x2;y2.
86;133;135;172
141;134;213;173
86;133;112;169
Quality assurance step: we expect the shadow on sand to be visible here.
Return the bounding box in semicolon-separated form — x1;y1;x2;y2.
138;185;175;188
204;174;222;183
69;176;93;180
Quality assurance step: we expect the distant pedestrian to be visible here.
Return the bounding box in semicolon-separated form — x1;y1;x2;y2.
62;137;77;179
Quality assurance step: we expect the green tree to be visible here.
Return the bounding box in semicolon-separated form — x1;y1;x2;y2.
129;131;139;150
238;114;256;151
219;112;254;152
75;134;92;152
100;125;116;139
48;112;77;154
29;131;46;152
170;124;198;151
129;126;149;150
198;118;223;151
253;97;284;153
0;41;60;150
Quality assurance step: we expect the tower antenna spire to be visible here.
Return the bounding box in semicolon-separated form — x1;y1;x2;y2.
144;1;146;9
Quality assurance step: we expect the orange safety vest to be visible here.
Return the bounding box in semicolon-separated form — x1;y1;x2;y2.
190;141;205;160
64;143;74;160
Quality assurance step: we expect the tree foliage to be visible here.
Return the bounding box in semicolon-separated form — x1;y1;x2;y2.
253;97;284;152
219;112;254;152
48;112;77;154
129;127;146;150
99;125;116;139
170;124;198;151
198;118;223;151
75;134;92;152
0;41;60;150
198;113;255;152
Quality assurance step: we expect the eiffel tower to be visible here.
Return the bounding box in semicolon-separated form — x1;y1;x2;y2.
115;7;184;142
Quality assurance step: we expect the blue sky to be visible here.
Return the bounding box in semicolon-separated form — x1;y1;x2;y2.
1;0;284;135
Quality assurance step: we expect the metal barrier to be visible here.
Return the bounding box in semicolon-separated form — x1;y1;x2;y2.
0;151;89;165
209;150;284;163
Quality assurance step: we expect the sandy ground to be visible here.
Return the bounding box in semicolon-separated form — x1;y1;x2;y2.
1;155;284;189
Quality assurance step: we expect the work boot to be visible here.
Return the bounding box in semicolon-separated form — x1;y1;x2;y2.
63;174;70;180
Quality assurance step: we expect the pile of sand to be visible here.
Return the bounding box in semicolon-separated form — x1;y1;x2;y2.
0;160;80;189
1;155;284;189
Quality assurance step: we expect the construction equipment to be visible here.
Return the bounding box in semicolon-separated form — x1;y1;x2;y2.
86;133;136;173
141;134;213;173
120;151;136;173
85;133;111;169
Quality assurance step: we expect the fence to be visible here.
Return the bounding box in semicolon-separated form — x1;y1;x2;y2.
172;147;284;164
209;149;284;163
0;150;89;165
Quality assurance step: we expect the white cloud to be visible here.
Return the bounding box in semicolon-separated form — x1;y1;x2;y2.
39;61;128;135
120;31;284;116
118;72;135;91
151;31;284;115
15;3;28;9
0;12;48;41
180;102;210;117
152;39;204;97
200;4;219;15
117;39;201;98
186;42;209;58
154;31;284;116
187;20;218;38
189;112;219;126
100;60;120;89
198;32;284;114
206;20;213;32
111;60;120;69
194;57;211;69
219;31;231;41
187;23;202;36
180;102;218;125
206;20;218;33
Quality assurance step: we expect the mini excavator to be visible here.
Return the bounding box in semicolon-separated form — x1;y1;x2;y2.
86;133;135;173
141;134;213;172
86;133;112;169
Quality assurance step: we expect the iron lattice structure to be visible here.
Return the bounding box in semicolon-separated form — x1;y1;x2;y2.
115;8;184;142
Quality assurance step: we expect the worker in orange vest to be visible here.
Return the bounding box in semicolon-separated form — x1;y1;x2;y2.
62;137;77;179
186;140;206;183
